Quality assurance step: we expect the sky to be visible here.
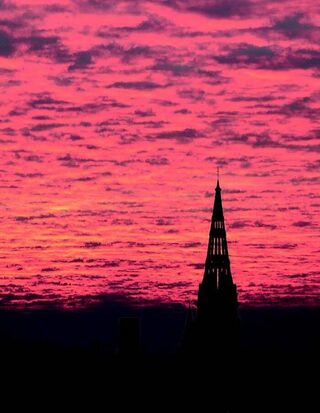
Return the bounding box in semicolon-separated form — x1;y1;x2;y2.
0;0;319;309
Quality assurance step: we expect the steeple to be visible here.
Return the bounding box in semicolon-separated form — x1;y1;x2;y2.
197;176;238;322
181;176;239;358
201;178;233;291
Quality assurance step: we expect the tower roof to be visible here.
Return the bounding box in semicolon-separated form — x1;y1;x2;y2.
200;175;234;289
212;179;224;221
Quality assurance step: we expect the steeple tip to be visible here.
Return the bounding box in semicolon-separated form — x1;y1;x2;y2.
216;166;221;190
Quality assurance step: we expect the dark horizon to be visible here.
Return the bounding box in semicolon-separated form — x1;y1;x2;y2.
1;301;319;411
1;298;319;351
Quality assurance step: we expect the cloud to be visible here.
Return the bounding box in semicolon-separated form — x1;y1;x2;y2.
149;58;194;76
44;4;71;13
239;13;320;43
254;221;277;230
215;43;274;65
15;172;43;178
154;281;191;290
28;94;69;109
188;263;204;270
31;122;66;132
72;176;95;182
24;154;43;163
288;272;312;279
229;220;247;229
272;243;297;249
18;34;70;63
0;30;14;56
221;130;320;153
306;160;320;171
73;0;117;12
15;213;55;222
118;45;153;62
49;75;74;87
57;153;98;168
177;88;205;101
0;0;15;11
41;267;59;272
290;176;320;184
155;218;173;226
145;157;169;166
230;220;277;230
265;97;320;120
0;126;15;136
111;218;134;225
192;0;251;18
24;35;60;52
292;221;312;227
215;43;320;70
151;99;177;107
0;0;318;310
0;17;22;29
134;109;154;117
272;13;319;40
133;15;167;31
84;241;102;248
107;81;166;90
229;94;283;103
97;16;169;38
95;42;155;63
148;128;202;143
223;132;279;148
244;98;320;123
68;51;93;71
86;260;121;268
182;242;202;248
174;108;191;114
69;134;83;141
170;0;253;19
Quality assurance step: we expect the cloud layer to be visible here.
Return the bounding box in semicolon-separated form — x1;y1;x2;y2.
0;0;319;308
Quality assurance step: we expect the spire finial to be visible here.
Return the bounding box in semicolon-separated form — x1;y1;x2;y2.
216;166;220;190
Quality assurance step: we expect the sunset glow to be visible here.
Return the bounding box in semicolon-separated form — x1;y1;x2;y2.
0;0;319;308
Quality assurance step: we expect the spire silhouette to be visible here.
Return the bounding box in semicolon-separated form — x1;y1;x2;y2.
183;176;239;356
201;177;233;294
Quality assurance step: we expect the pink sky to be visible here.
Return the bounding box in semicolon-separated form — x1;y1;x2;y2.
0;0;319;308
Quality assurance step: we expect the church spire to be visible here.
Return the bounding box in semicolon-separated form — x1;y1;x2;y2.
197;176;238;320
182;176;239;357
212;176;224;222
202;176;232;289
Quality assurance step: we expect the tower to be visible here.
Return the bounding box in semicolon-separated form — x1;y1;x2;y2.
180;177;240;412
196;177;239;353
